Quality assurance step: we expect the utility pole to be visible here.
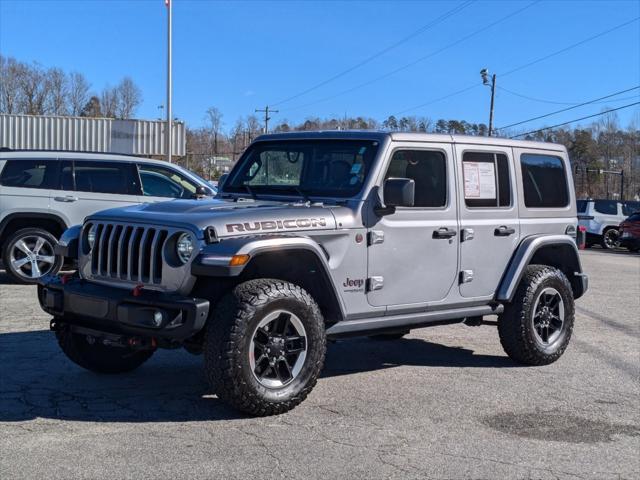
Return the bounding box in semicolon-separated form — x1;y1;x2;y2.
255;105;278;134
480;69;496;137
165;0;173;162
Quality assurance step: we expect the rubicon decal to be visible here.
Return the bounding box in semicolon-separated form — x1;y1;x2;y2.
226;218;327;233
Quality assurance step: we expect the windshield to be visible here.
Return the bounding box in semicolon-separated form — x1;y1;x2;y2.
223;139;380;198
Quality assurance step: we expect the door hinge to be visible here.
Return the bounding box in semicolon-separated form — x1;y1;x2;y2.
368;230;385;246
367;276;384;292
459;270;474;284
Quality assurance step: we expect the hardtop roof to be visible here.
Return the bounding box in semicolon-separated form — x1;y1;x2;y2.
254;130;565;152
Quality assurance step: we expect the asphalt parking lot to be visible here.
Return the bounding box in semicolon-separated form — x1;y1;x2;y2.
0;249;638;480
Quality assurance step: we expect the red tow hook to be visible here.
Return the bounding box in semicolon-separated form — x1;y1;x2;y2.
60;274;74;285
132;284;144;297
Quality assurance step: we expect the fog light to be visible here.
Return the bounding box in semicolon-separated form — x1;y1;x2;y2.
152;311;163;327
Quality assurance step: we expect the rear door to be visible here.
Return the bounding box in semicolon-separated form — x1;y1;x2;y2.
455;144;520;298
0;158;57;221
54;159;141;226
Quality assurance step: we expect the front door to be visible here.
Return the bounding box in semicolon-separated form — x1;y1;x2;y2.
367;143;459;310
455;145;520;298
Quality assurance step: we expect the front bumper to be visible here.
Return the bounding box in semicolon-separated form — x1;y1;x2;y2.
37;276;210;341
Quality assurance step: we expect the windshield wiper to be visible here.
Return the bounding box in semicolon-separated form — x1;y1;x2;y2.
293;186;312;203
242;184;257;200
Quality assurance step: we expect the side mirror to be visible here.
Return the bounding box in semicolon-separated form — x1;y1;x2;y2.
218;173;229;189
193;185;211;198
375;178;415;216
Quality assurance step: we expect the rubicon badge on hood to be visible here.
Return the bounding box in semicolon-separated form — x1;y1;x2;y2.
226;218;328;233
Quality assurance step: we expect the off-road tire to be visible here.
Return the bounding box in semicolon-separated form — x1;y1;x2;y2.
498;265;574;366
2;228;63;284
204;279;326;416
55;324;154;374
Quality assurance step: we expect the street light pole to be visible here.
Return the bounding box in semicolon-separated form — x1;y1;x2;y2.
165;0;173;163
480;69;496;137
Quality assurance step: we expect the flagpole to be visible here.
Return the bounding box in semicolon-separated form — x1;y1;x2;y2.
166;0;173;163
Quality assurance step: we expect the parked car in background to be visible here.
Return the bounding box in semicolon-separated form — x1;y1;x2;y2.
619;211;640;253
0;150;214;283
577;199;640;250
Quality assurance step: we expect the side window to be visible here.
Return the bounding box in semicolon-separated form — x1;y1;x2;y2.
576;200;588;213
520;154;569;208
385;150;446;208
0;159;58;189
623;201;640;216
594;200;619;215
73;161;137;195
138;164;200;198
60;160;74;190
462;152;511;208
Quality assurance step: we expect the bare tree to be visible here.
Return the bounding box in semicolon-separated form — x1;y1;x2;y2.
46;67;69;115
18;62;49;115
68;72;90;116
0;55;22;114
80;96;102;118
101;85;118;118
115;76;142;119
205;107;224;155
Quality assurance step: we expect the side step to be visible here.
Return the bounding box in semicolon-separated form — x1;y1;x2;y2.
326;304;503;339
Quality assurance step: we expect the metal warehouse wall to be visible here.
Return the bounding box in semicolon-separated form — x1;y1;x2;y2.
0;114;185;156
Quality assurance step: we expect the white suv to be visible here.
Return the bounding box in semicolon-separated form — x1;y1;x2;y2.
577;198;640;249
0;150;214;283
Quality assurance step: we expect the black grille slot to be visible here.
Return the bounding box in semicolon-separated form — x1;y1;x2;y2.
88;222;169;285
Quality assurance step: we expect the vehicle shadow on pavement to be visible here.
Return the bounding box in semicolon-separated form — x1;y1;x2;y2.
0;330;515;424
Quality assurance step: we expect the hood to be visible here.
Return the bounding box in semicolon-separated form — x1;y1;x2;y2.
88;197;339;239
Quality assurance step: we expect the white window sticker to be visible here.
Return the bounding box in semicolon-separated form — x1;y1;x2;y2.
464;161;496;199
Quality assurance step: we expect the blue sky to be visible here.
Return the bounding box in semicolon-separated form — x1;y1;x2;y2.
1;0;639;133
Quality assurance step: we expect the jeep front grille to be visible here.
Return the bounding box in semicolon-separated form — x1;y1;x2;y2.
89;222;169;285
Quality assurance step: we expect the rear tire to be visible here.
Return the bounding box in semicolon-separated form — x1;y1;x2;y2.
601;228;619;250
204;279;326;416
55;324;154;374
498;265;574;366
2;228;63;284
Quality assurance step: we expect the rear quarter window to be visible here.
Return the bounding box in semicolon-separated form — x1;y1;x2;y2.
520;153;569;208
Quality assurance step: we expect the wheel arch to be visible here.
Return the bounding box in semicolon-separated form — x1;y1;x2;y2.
192;236;346;325
0;213;68;249
497;235;588;302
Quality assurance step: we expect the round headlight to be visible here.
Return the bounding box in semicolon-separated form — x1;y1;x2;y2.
176;233;194;264
87;225;97;250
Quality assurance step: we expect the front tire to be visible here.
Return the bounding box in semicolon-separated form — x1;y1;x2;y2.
204;279;326;416
2;228;63;284
55;324;154;374
498;265;574;366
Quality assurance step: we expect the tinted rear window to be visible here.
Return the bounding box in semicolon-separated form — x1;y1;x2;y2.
594;200;618;215
520;154;569;208
0;159;58;189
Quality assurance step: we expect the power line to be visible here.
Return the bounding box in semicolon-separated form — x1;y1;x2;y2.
392;16;640;117
497;86;640;130
509;102;640;138
280;0;539;113
497;85;639;105
271;0;474;107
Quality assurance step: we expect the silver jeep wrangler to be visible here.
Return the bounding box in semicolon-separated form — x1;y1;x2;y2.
38;131;588;416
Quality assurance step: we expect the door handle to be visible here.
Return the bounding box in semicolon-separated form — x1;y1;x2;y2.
433;227;457;239
494;226;516;236
54;195;78;203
